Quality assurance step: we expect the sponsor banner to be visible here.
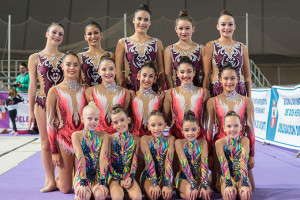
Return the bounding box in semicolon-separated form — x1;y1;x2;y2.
0;91;29;130
251;88;271;142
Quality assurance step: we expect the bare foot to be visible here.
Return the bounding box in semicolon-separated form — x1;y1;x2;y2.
40;183;57;193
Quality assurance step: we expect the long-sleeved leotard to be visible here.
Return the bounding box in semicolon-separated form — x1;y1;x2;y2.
140;135;175;188
73;131;109;189
35;52;64;109
168;44;203;87
211;40;247;96
163;84;210;139
47;81;87;154
78;51;114;86
215;136;250;187
131;88;161;136
108;132;139;183
206;91;255;156
175;139;209;191
85;82;130;135
123;38;164;92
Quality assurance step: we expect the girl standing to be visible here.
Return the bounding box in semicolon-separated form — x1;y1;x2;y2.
78;21;114;86
115;4;165;92
131;61;164;137
72;102;109;200
85;54;130;135
175;111;211;200
6;88;24;134
164;10;204;88
140;110;175;200
203;10;251;97
47;52;87;193
27;23;64;192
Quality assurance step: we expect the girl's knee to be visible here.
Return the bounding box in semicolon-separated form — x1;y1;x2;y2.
131;194;142;200
59;185;72;194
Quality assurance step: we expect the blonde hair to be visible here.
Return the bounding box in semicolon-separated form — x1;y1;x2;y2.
8;88;18;98
82;101;100;117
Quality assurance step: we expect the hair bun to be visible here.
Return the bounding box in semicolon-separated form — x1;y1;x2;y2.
112;104;122;111
150;110;160;116
179;10;189;17
139;4;150;11
180;56;190;62
220;9;233;17
100;52;111;60
88;101;97;108
223;62;232;68
184;110;195;118
66;50;75;54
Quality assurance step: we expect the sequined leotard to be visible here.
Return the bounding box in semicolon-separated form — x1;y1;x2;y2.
124;38;158;91
73;131;109;189
211;40;247;96
170;44;203;87
35;52;64;109
108;132;139;183
175;139;209;191
163;84;209;139
206;91;255;157
47;81;87;154
140;136;175;188
216;137;250;188
85;82;130;135
131;88;160;136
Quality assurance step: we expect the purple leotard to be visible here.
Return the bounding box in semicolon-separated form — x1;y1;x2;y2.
80;52;102;86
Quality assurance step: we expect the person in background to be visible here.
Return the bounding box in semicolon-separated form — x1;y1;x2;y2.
5;88;24;135
15;62;30;93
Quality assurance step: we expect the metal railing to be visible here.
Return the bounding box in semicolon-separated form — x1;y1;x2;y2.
250;59;272;88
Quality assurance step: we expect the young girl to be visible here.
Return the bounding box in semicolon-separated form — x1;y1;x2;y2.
131;61;164;137
164;10;204;88
203;10;251;97
78;21;114;86
163;56;210;139
140;110;175;200
6;88;24;134
109;104;142;200
215;111;252;200
28;23;64;192
115;4;165;92
175;110;211;200
206;64;255;192
47;51;87;194
85;53;130;135
72;101;109;200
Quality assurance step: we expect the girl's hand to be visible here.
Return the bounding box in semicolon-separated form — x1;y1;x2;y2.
28;113;35;130
150;185;161;200
240;186;252;200
189;188;199;200
97;185;109;198
158;90;165;102
75;185;89;199
123;178;132;189
199;187;211;200
52;153;62;167
162;186;172;200
53;116;60;128
224;186;237;200
248;156;255;169
129;90;136;99
120;180;125;188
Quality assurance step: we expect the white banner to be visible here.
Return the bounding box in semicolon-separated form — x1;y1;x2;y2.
251;89;271;142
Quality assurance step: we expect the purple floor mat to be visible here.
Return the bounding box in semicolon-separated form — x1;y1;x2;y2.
0;141;299;200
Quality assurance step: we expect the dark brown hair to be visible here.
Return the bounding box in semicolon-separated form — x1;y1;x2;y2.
178;56;194;70
139;60;157;75
47;22;64;32
111;104;128;117
220;62;238;77
134;4;151;17
62;51;79;62
85;21;102;33
176;10;193;26
99;52;115;66
224;111;241;123
182;110;199;126
148;110;165;122
220;9;233;17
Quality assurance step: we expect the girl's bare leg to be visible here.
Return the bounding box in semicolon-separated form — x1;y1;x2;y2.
109;180;124;200
178;179;193;200
127;179;142;200
56;145;74;194
248;169;255;191
35;105;56;192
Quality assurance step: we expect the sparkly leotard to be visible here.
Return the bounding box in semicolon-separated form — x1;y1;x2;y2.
79;52;108;86
124;38;158;91
175;140;209;191
140;136;174;188
108;132;138;183
216;137;250;187
85;82;129;135
74;131;108;189
47;82;87;154
131;89;160;136
211;40;246;96
206;91;255;156
164;84;208;139
170;44;202;87
35;52;64;109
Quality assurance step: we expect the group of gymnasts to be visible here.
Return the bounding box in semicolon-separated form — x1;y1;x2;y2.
26;4;255;200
